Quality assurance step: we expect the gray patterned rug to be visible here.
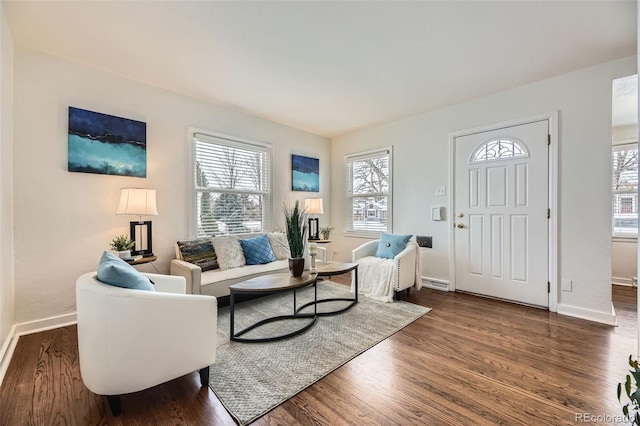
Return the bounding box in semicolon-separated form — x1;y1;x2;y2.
209;280;431;425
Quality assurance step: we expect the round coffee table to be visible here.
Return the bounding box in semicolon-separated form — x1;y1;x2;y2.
296;262;358;316
229;273;318;343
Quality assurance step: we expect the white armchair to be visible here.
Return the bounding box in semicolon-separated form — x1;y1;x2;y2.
76;272;218;416
351;237;421;302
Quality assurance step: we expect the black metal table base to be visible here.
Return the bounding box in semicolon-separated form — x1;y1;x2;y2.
230;279;317;343
296;267;358;317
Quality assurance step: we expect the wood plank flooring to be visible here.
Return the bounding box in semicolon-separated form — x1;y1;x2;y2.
1;279;636;425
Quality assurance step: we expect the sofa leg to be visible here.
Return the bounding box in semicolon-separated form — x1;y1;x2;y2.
406;288;411;297
199;366;210;387
107;395;122;416
394;290;400;301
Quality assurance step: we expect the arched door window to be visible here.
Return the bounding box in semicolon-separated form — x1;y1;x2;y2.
470;138;529;163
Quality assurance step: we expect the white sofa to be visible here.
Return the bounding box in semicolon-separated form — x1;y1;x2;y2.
76;272;217;415
351;237;421;301
170;234;290;297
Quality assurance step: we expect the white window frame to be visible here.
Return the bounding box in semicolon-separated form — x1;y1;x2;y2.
190;129;272;238
612;141;638;239
344;147;393;238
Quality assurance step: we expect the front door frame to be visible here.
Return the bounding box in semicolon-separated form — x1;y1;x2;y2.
448;111;559;312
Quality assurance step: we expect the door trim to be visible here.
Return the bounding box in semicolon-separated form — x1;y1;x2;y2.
448;112;559;312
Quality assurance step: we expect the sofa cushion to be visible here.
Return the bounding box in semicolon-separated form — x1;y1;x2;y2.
177;238;218;271
97;251;155;291
375;232;412;259
267;232;290;260
211;236;246;270
239;234;277;265
200;260;289;286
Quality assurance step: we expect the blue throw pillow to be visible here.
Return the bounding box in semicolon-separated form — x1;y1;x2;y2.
97;251;155;291
240;234;277;265
375;232;412;259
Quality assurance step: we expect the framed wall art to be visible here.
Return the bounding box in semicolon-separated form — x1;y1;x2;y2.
291;154;319;192
68;106;147;177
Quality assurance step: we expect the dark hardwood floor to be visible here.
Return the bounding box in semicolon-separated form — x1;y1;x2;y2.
1;278;636;425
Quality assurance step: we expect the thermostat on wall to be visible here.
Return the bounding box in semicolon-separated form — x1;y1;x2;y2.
431;206;444;221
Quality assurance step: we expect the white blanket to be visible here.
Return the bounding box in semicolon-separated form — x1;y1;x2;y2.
351;256;395;303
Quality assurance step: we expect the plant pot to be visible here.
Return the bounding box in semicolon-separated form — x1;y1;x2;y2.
288;257;305;277
321;233;331;240
118;250;131;259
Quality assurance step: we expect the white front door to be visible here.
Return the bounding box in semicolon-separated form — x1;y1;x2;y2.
453;120;549;307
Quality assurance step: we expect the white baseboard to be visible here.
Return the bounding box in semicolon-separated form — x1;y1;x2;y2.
612;277;636;287
421;276;450;291
556;302;618;326
0;312;77;387
0;325;18;387
14;312;77;336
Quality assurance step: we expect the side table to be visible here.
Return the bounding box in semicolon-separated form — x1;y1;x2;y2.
296;262;358;316
125;255;159;273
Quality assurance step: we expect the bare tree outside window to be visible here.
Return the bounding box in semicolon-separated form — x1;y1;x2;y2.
346;150;392;233
193;134;270;237
612;146;638;236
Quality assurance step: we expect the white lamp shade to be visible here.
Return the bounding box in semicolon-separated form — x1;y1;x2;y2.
304;198;324;215
116;188;158;216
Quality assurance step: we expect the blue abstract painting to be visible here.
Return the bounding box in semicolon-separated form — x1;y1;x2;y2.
68;107;147;177
292;154;319;192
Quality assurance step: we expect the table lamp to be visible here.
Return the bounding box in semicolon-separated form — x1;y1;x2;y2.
116;188;158;257
304;198;323;240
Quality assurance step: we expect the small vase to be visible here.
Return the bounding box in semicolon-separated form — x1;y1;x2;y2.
322;233;330;240
118;250;131;259
289;257;305;277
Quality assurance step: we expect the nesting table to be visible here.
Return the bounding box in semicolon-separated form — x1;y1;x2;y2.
229;273;318;343
296;262;359;316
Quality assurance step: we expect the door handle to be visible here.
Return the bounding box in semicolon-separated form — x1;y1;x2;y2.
456;223;464;229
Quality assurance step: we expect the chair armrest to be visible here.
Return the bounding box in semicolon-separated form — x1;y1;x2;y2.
351;240;380;262
142;273;186;294
393;242;417;291
170;259;201;294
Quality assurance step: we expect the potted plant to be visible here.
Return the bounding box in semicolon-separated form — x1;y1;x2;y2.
320;225;334;240
283;200;308;277
618;355;640;424
110;234;135;259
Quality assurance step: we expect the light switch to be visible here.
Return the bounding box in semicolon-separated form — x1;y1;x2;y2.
435;186;446;196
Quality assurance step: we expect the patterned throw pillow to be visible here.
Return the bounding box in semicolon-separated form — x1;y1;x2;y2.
375;232;412;259
177;238;218;271
267;232;290;260
240;234;277;265
211;236;246;270
97;251;155;291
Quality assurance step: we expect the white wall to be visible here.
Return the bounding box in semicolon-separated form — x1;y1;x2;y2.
332;56;637;322
12;48;330;324
0;4;14;349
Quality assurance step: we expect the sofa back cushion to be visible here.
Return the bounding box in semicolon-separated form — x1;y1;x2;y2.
211;236;246;270
239;234;277;265
97;251;155;291
177;238;218;271
267;232;291;260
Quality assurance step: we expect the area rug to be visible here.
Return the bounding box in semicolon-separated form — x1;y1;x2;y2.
209;280;431;425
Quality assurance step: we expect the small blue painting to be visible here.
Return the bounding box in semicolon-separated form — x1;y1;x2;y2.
292;154;319;192
68;107;147;177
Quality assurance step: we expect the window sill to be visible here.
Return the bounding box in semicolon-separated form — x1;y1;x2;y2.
343;230;382;239
612;236;638;243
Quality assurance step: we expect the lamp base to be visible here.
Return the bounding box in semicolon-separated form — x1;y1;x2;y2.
130;220;153;257
308;217;319;240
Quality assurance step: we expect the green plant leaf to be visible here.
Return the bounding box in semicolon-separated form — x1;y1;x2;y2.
623;404;629;417
627;375;633;398
619;382;623;401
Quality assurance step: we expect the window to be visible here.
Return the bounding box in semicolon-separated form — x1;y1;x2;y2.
345;147;392;235
192;132;271;237
470;138;528;163
612;143;638;237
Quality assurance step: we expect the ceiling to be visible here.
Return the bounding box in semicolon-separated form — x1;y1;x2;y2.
3;0;637;137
